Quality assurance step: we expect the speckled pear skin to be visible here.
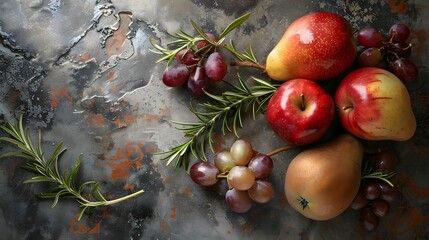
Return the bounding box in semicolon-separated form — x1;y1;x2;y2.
266;12;357;81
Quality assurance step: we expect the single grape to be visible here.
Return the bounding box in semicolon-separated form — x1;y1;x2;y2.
189;162;219;186
228;166;255;191
371;199;391;218
196;33;217;50
350;189;369;210
230;139;254;166
213;178;229;196
370;149;397;172
360;207;380;231
378;181;399;202
176;49;199;65
358;47;382;67
162;64;190;87
357;28;384;48
205;52;227;82
389;23;410;43
248;154;274;179
389;58;419;82
363;181;381;200
388;42;412;58
214;151;236;173
248;179;275;204
188;66;210;96
225;188;252;213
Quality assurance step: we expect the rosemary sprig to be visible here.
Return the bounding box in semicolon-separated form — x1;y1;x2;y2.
156;75;280;169
150;13;257;66
361;157;395;187
0;115;144;221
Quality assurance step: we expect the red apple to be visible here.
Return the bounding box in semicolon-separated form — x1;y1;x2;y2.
266;79;335;145
265;12;357;81
335;67;416;141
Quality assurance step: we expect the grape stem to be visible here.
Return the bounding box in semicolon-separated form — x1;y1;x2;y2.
266;145;296;157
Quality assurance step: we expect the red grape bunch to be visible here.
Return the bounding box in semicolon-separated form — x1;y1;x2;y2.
350;149;400;232
356;23;418;82
189;139;275;213
161;33;229;96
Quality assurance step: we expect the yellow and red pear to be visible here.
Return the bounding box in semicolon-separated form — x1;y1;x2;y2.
266;12;356;81
335;67;416;141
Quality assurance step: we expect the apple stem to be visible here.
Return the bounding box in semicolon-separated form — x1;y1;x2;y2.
230;60;267;71
266;145;296;157
300;94;306;111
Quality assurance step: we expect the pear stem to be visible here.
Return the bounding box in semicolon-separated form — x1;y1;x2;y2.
230;60;266;71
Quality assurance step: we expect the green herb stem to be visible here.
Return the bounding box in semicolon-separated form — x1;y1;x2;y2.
361;157;395;187
0;115;144;221
156;76;280;169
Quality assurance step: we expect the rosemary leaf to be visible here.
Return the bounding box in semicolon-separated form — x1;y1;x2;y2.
0;116;144;220
219;13;250;39
157;75;279;169
150;13;255;67
190;19;217;46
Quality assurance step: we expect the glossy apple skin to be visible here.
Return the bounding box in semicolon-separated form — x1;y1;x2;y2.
266;12;356;82
335;67;416;141
266;79;335;145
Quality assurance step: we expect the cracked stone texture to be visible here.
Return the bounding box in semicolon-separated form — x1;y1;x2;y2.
1;0;429;239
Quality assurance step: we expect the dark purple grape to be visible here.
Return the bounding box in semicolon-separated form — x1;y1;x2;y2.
389;58;418;82
378;181;399;202
350;189;369;210
176;49;198;65
360;207;380;231
188;66;210;96
370;149;397;172
189;162;219;186
205;52;227;82
248;154;273;179
357;28;384;48
225;188;252;213
162;64;190;87
358;47;382;67
363;182;381;200
389;23;410;43
371;199;391;218
247;179;274;203
196;33;217;50
389;42;412;58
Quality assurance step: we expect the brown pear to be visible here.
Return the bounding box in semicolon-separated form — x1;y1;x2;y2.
284;134;363;220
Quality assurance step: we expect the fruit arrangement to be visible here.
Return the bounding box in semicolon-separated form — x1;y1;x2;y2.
152;11;419;232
